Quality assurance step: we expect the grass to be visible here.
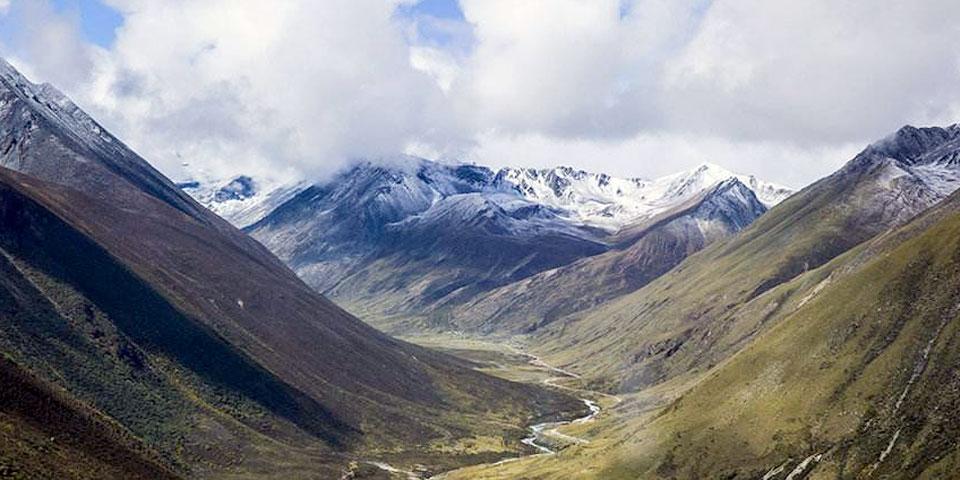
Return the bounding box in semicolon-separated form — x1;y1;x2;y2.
527;155;945;393
439;182;960;479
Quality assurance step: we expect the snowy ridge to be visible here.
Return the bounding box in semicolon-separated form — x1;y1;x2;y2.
492;163;791;230
185;156;794;234
860;124;960;199
0;58;118;153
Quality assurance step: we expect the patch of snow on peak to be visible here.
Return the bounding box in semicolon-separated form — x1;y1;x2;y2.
491;162;792;231
180;174;308;228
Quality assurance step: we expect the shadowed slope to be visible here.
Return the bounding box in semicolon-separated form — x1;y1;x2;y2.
0;59;582;476
0;356;180;480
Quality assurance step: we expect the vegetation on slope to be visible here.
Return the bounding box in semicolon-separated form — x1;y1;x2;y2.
597;186;960;478
0;355;180;480
534;130;960;392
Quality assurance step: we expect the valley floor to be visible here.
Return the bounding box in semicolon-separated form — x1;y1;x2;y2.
380;333;690;480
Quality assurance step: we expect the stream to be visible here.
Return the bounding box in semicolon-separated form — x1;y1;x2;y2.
360;347;614;479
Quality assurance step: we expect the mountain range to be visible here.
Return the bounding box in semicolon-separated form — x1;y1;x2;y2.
184;158;791;335
184;114;960;479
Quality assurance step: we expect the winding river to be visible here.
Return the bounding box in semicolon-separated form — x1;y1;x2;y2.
361;347;615;479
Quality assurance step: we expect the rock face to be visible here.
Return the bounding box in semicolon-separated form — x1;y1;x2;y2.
232;156;789;334
0;58;579;478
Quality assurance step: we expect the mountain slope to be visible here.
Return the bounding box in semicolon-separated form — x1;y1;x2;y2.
533;124;960;393
0;59;582;476
0;355;180;480
242;158;788;334
448;178;768;335
599;171;960;479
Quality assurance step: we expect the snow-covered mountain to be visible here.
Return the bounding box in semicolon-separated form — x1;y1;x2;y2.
0;59;113;151
859;124;960;197
492;163;791;231
1;58;213;223
449;176;771;335
177;156;792;333
183;157;793;234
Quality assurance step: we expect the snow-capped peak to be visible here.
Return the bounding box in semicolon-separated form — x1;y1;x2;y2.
850;124;960;201
485;162;792;230
0;57;117;153
183;158;793;233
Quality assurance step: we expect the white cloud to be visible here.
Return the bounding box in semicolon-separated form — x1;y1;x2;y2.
663;0;960;144
0;1;98;91
451;0;960;183
455;0;644;137
3;0;960;186
16;0;463;182
409;46;461;93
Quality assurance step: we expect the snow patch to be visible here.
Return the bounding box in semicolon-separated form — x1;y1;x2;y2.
784;453;823;480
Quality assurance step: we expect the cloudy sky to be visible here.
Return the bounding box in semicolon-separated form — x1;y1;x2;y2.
1;0;959;187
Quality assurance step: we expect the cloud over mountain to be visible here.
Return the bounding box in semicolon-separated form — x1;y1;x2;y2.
2;0;959;186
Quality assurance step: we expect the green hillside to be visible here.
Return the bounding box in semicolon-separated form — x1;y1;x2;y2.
598;183;960;478
533;132;957;393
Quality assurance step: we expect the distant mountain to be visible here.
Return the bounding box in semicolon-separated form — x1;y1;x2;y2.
178;175;308;228
454;177;768;335
489;162;790;230
217;157;790;334
0;58;581;477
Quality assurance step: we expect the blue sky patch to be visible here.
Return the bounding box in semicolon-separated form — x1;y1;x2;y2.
51;0;122;47
396;0;465;21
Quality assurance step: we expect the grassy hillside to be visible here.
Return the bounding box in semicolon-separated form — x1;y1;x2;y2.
438;135;960;480
594;184;960;478
0;356;180;480
532;142;954;392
